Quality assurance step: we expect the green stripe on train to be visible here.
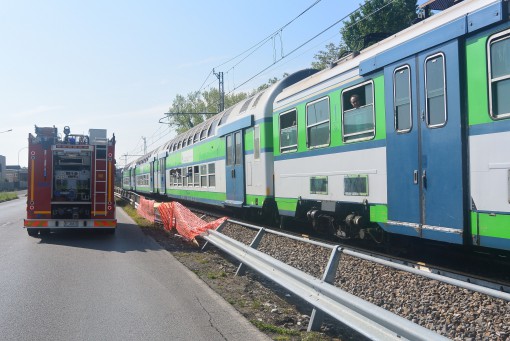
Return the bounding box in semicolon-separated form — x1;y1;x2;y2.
245;194;273;208
465;33;491;126
471;211;510;239
166;188;226;202
275;198;298;213
370;204;388;223
166;138;225;167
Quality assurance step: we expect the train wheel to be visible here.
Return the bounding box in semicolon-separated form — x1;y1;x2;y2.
27;228;39;237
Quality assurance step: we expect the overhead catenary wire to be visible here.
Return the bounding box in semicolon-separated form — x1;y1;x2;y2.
226;0;398;94
213;0;322;70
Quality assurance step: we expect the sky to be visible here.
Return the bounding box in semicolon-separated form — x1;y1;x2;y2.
0;0;422;168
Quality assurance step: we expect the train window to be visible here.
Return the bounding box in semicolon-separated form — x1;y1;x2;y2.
280;109;298;153
425;53;446;127
310;176;328;195
182;167;188;186
183;139;187;147
235;132;242;165
178;141;182;150
186;167;192;186
200;165;207;187
489;32;510;119
342;81;375;142
253;126;260;160
226;135;234;165
306;97;330;148
200;129;207;140
193;165;199;186
194;132;200;143
178;169;183;186
208;163;216;187
393;66;412;133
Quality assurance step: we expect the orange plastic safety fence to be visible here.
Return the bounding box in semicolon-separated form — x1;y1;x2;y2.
137;196;156;223
158;202;174;231
157;201;227;242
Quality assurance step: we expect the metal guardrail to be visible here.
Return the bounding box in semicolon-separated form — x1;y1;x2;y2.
115;189;509;340
202;227;448;341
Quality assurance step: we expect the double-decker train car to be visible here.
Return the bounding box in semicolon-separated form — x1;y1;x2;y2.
123;0;510;252
127;69;316;215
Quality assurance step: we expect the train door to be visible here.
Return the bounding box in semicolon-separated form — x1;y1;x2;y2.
150;161;155;193
385;40;466;243
225;131;245;206
159;157;166;194
385;57;420;232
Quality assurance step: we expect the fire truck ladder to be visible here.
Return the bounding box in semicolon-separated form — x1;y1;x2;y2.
93;139;108;216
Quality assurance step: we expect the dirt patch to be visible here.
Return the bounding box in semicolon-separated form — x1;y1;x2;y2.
141;226;364;341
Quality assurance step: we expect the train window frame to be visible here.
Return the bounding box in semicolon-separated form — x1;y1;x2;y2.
393;65;413;133
200;164;207;187
182;167;188;186
226;134;234;165
424;53;447;128
306;96;331;149
208;163;216;187
235;131;243;166
488;30;510;120
279;109;298;153
341;80;376;143
253;125;260;160
193;165;199;186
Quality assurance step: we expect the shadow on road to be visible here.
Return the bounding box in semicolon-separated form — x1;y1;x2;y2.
34;222;162;254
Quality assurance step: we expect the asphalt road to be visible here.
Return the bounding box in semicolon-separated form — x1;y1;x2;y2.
0;194;268;341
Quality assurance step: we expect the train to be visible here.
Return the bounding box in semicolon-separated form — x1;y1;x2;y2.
122;0;510;253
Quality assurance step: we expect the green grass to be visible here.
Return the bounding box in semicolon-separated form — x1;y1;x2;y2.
251;320;300;336
0;192;18;203
206;271;227;279
116;199;155;228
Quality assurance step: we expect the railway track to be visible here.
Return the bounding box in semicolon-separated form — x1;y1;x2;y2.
188;205;510;295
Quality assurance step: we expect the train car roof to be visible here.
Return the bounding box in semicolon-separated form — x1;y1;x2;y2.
274;0;501;110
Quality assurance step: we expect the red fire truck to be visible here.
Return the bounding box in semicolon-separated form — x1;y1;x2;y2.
24;126;117;236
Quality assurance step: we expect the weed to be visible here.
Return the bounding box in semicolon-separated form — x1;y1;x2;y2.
251;320;300;336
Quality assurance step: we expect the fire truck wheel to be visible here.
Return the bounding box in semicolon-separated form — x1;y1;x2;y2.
105;228;116;234
27;228;39;237
40;229;51;236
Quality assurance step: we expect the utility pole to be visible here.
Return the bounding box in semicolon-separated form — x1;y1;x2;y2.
213;68;224;112
141;137;147;155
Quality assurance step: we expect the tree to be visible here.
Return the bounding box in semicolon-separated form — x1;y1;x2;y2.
312;0;417;69
167;74;291;133
166;89;250;134
342;0;417;52
311;43;348;70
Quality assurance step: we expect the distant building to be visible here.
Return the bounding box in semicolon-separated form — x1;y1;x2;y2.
0;155;5;182
5;165;28;190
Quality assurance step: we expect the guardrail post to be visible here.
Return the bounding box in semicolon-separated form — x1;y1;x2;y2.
236;228;266;276
308;245;343;332
201;220;228;251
